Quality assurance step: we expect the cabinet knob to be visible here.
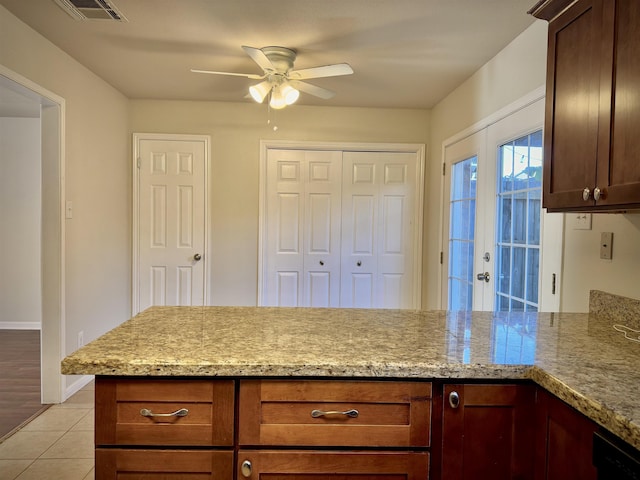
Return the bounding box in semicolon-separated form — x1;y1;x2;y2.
582;187;591;201
241;460;252;477
319;260;324;266
594;187;605;201
449;391;460;409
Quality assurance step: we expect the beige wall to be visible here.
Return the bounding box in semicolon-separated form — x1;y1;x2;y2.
0;117;42;328
427;19;640;312
130;101;430;305
0;6;130;392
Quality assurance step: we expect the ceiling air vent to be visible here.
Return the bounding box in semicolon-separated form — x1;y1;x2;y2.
52;0;127;21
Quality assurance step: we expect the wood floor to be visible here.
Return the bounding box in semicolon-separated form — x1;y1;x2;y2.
0;330;46;442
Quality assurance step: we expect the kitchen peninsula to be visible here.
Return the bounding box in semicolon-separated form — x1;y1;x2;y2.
62;291;640;479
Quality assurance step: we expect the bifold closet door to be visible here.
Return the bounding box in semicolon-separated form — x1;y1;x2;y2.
264;149;342;307
341;152;416;308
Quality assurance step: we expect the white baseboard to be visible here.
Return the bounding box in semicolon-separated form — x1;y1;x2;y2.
0;322;41;330
64;375;94;401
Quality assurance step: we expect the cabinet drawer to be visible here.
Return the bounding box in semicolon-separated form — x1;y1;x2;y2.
96;378;234;446
239;380;431;447
237;450;429;479
96;448;233;479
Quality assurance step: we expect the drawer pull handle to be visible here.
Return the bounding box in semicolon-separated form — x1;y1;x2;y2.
311;408;359;418
140;408;189;418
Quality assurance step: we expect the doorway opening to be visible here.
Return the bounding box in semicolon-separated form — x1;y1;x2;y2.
0;65;66;413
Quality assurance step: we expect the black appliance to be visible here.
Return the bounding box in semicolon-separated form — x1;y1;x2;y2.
593;431;640;480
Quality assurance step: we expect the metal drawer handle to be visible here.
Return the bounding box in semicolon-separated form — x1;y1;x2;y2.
140;408;189;418
311;408;359;418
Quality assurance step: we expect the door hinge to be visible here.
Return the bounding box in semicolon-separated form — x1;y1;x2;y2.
440;251;444;264
442;163;446;176
551;273;556;295
137;157;141;168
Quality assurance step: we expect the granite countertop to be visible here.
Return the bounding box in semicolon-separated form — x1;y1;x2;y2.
61;291;640;450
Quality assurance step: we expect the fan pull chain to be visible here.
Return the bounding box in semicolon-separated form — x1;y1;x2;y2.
267;92;278;131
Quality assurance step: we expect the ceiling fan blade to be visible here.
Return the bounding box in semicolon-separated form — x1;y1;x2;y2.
242;45;276;72
190;69;264;80
289;63;353;80
289;80;335;100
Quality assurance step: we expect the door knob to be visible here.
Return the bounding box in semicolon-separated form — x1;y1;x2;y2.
476;272;490;282
193;253;202;261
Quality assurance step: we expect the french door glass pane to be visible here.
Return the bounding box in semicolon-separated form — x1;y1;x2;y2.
448;156;477;311
495;130;543;312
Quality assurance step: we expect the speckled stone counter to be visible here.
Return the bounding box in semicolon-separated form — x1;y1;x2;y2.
61;297;640;450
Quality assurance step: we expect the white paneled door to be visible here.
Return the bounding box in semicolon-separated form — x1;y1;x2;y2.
262;145;422;309
134;135;208;313
264;149;342;307
340;152;416;308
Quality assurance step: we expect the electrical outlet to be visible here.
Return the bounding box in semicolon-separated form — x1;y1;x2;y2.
600;232;613;260
573;213;592;230
78;331;84;348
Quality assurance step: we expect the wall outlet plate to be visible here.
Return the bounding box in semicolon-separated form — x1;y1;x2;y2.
600;232;613;260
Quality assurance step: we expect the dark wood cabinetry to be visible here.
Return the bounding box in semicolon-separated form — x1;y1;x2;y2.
238;380;431;478
440;383;536;480
534;389;598;480
92;377;613;479
533;0;640;211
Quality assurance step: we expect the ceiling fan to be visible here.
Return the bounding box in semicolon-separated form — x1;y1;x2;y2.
191;46;354;109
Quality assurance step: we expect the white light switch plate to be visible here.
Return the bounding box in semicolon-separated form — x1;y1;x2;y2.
573;213;592;230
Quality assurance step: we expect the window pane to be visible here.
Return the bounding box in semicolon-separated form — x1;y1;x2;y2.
500;196;512;243
498;246;511;294
528;190;541;245
526;248;540;303
511;299;525;311
500;144;515;192
512;246;526;300
513;192;527;244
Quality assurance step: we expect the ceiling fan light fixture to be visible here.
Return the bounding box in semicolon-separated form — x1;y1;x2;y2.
281;83;300;105
249;80;271;103
269;86;287;110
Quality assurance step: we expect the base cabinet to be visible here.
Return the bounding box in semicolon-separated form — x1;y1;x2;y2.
440;383;536;480
237;451;429;479
534;389;598;480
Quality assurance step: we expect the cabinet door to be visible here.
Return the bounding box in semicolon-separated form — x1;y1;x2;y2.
543;0;603;210
441;384;535;480
237;450;429;479
595;0;640;207
534;389;597;480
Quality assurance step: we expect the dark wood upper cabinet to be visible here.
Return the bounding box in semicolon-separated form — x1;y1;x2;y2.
532;0;640;211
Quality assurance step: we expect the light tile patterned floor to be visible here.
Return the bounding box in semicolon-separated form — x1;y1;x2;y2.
0;382;95;480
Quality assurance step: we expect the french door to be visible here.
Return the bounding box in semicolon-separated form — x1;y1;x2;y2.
442;99;562;312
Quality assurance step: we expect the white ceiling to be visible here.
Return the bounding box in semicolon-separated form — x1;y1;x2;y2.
0;0;537;109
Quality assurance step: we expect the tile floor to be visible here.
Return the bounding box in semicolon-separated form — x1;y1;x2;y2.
0;382;95;480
